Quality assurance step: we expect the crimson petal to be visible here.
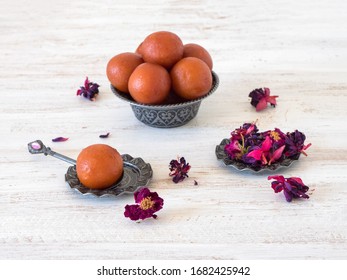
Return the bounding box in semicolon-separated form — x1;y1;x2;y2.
256;98;268;111
269;145;285;164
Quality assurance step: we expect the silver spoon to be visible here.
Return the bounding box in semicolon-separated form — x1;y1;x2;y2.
27;140;76;165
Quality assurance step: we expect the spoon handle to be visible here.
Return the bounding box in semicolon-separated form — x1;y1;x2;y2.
28;140;77;165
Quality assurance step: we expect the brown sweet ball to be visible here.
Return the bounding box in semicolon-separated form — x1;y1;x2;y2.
128;62;171;105
136;31;184;69
106;52;144;93
170;57;212;100
163;91;186;105
183;43;213;70
76;144;123;190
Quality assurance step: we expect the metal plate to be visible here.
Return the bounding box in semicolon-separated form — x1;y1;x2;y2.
215;138;298;173
65;154;152;197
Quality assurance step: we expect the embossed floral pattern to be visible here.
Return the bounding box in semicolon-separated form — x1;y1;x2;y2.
131;103;200;128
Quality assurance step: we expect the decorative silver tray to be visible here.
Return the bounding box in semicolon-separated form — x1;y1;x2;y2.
65;154;152;197
28;140;152;197
215;138;298;173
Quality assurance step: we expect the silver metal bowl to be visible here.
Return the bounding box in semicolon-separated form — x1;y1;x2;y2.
111;71;219;128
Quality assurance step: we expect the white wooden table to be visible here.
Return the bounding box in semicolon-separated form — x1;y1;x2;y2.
1;0;346;260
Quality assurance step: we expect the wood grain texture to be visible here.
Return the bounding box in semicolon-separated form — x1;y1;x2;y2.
0;0;346;260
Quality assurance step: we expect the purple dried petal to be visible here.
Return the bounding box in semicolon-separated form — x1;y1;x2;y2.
52;137;69;142
169;157;191;183
268;175;309;202
284;130;312;158
99;132;110;138
84;77;90;88
76;76;100;101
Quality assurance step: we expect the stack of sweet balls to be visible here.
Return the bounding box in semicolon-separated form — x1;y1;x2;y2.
106;31;214;105
75;31;215;190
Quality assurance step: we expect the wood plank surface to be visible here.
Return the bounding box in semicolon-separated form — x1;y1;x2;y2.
0;0;346;259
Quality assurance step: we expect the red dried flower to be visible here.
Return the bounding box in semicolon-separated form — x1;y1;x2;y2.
169;157;191;183
124;187;164;221
268;175;310;202
249;87;278;111
76;77;100;101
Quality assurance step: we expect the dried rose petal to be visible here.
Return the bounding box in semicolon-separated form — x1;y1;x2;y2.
76;76;100;101
124;187;164;221
99;132;110;138
249;87;278;111
268;175;310;202
169;157;191;183
52;137;69;142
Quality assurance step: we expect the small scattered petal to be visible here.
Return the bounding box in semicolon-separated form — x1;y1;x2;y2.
99;132;110;138
124;187;164;221
76;76;100;101
194;180;198;186
268;175;309;202
52;137;69;142
169;157;191;183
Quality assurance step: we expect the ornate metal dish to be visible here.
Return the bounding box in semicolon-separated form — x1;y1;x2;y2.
111;71;219;128
65;154;152;197
215;138;298;173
